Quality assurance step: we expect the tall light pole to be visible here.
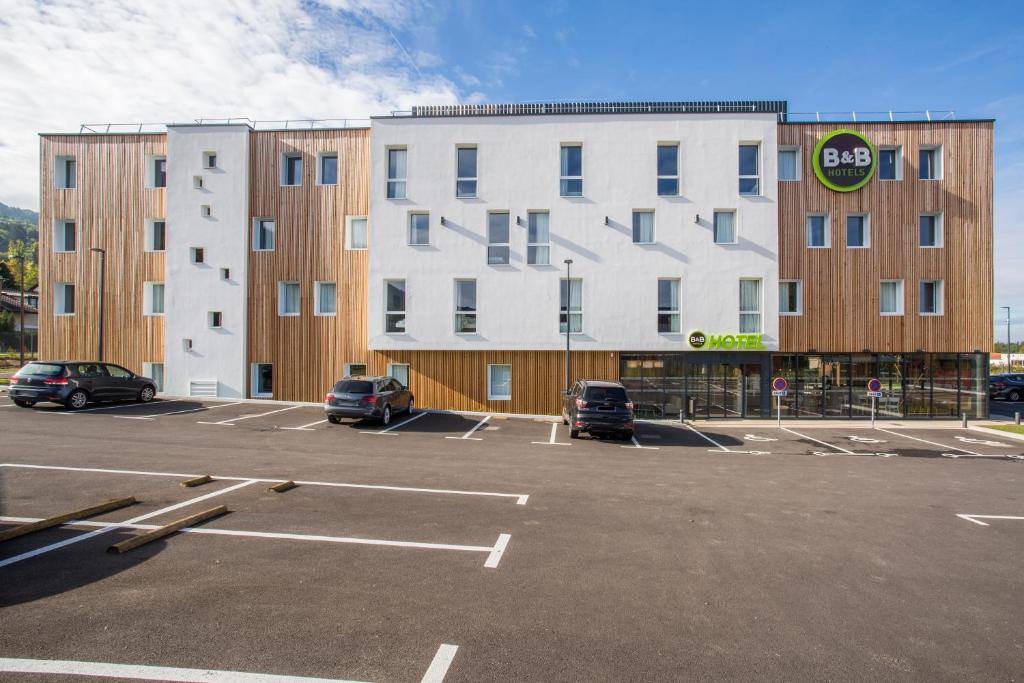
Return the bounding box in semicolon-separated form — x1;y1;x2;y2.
91;248;106;361
1002;306;1012;369
563;258;573;394
16;251;26;367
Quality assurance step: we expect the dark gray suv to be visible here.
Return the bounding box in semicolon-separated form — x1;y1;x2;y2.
9;361;158;410
324;375;414;425
562;380;635;440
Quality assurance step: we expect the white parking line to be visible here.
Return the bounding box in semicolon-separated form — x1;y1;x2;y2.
197;404;302;426
421;644;459;683
622;435;659;450
780;427;856;455
531;422;571;446
60;399;189;415
115;401;243;421
359;410;427;435
484;533;511;568
874;428;1017;458
282;419;329;431
956;514;1024;527
445;414;490;441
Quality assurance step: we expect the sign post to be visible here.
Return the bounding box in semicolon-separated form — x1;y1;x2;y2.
866;378;883;428
771;377;789;428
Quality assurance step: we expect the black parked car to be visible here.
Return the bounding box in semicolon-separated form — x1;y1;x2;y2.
9;361;158;410
324;375;414;425
990;373;1024;402
562;379;635;440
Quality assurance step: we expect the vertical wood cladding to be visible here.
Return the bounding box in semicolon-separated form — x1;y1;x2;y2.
38;134;166;371
778;121;993;353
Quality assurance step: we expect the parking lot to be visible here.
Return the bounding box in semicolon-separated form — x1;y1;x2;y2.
2;393;1023;680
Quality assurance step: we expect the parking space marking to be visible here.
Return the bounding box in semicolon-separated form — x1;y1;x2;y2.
61;399;189;415
956;514;1024;527
531;422;571;446
359;409;427;435
780;427;856;455
115;401;244;420
622;435;659;450
874;428;999;458
197;404;302;426
0;479;258;569
684;424;768;454
483;533;511;568
0;657;373;682
445;414;490;441
421;644;459;683
282;418;329;431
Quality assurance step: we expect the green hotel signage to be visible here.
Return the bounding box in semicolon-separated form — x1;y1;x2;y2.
688;331;766;351
812;129;876;192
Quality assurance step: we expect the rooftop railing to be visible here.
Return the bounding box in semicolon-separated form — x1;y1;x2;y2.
78;117;370;134
782;110;956;122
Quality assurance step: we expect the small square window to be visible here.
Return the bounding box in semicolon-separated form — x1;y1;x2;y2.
278;282;300;316
53;220;76;253
846;214;870;248
252;363;273;397
345;363;367;377
282;154;302;186
315;281;337;316
408;213;430;246
488;364;512;400
146;155;167;189
190;247;205;264
713;211;736;244
807;214;830;248
253;219;275;251
204;152;217;169
54;283;75;315
878;146;902;181
779;280;802;315
200;205;211;217
145;219;166;252
919;280;944;315
346;216;368;250
208;311;223;328
220;268;230;280
319;153;338;185
632;210;655;244
919;213;943;248
387;363;410;388
193;175;204;189
144;282;165;316
55;156;77;189
919;146;942;180
778;146;800;181
880;280;904;316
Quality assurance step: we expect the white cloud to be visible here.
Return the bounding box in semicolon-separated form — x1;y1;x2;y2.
0;0;465;209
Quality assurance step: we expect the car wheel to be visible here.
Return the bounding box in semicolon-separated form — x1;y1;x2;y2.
13;399;33;408
138;385;155;403
407;398;415;414
570;428;579;439
380;405;391;425
327;415;342;424
66;390;89;410
1010;390;1021;402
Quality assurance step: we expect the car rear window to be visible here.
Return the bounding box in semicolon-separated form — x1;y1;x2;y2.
334;380;374;394
583;386;628;402
17;363;64;377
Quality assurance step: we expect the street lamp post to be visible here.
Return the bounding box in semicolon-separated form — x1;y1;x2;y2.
563;258;573;394
17;252;26;367
1002;306;1012;369
91;248;106;361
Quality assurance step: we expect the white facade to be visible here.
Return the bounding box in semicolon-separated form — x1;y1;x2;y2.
368;113;780;351
164;125;250;397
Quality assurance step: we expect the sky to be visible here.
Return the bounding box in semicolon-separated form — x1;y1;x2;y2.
0;0;1020;339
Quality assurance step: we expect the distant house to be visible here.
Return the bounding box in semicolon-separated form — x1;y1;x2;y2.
991;353;1024;369
0;286;38;353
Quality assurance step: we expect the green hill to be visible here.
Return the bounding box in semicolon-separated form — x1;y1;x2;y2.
0;202;37;224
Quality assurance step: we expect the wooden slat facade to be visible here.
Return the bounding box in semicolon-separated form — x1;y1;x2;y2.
777;121;993;353
38;134;166;371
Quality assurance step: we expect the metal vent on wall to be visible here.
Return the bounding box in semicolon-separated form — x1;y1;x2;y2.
188;379;218;397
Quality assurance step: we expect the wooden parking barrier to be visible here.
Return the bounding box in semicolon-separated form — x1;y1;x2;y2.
269;480;296;493
180;475;212;488
0;497;137;543
106;505;229;554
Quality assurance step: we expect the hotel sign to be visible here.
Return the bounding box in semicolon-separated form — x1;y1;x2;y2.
688;331;767;351
812;129;876;192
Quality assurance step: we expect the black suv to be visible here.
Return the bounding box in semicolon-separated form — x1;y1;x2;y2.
562;380;635;440
9;361;158;410
324;375;414;425
990;373;1024;402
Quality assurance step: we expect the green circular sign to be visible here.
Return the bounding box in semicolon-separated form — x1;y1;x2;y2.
688;331;707;349
812;129;877;192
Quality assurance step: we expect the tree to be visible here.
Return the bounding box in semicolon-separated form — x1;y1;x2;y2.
0;311;14;332
0;260;12;290
3;240;38;292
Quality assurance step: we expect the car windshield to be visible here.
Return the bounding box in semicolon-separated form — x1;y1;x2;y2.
335;380;374;394
583;386;628;402
17;363;64;377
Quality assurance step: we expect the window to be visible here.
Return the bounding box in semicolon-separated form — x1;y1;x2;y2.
278;281;300;316
143;282;165;316
145;219;166;252
456;146;477;197
632;210;655;244
408;213;430;246
807;213;830;248
878;146;902;180
345;363;367;377
846;214;870;248
738;278;761;333
252;363;273;398
560;144;583;196
560;278;582;334
385;279;406;333
282;154;302;186
208;311;223;328
487;212;510;265
203;152;217;169
143;363;164;392
318;153;338;185
200;205;211;217
386;148;407;199
346;216;368;250
779;280;802;315
657;144;679;195
55;156;76;189
920;280;944;315
454;279;477;334
190;247;204;264
880;280;904;316
657;279;680;333
919;213;943;248
919;146;942;180
527;211;550;265
220;268;230;280
193;175;204;189
106;364;132;379
387;363;410;388
315;281;337;316
487;364;512;400
713;211;736;244
54;283;75;315
778;146;800;181
738;144;760;195
53;220;76;253
148;156;166;189
253;218;275;251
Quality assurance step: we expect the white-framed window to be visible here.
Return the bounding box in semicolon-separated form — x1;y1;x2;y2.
779;280;802;315
220;267;230;280
387;363;410;388
200;205;212;218
560;144;583;197
778;146;800;181
713;210;737;244
54;283;75;316
190;247;205;264
657;278;680;333
145;155;167;189
454;278;477;334
53;219;76;253
807;213;830;248
879;146;902;180
345;363;367;377
208;311;223;328
315;281;337;316
487;212;510;265
143;282;165;316
142;362;164;392
193;175;204;189
560;278;582;334
919;213;944;248
919;146;942;180
145;219;166;252
318;152;338;186
384;279;406;334
632;210;655;244
386;147;407;199
203;151;217;169
846;214;870;248
527;211;550;265
739;278;762;333
657;143;679;196
55;156;76;189
487;364;512;401
278;281;300;317
346;216;368;250
880;280;904;316
408;212;430;246
251;363;273;398
738;143;760;195
456;146;477;198
282;153;302;186
919;279;944;315
253;218;275;251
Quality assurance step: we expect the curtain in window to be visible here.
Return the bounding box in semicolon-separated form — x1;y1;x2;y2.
350;218;367;249
284;284;300;313
778;150;797;180
714;212;736;243
739;279;761;333
489;365;511;398
153;284;164;314
881;282;898;313
632;211;654;243
658;280;679;311
388;149;406;179
319;283;337;314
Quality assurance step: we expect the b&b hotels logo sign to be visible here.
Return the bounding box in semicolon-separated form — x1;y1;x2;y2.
688;331;766;351
812;129;876;192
